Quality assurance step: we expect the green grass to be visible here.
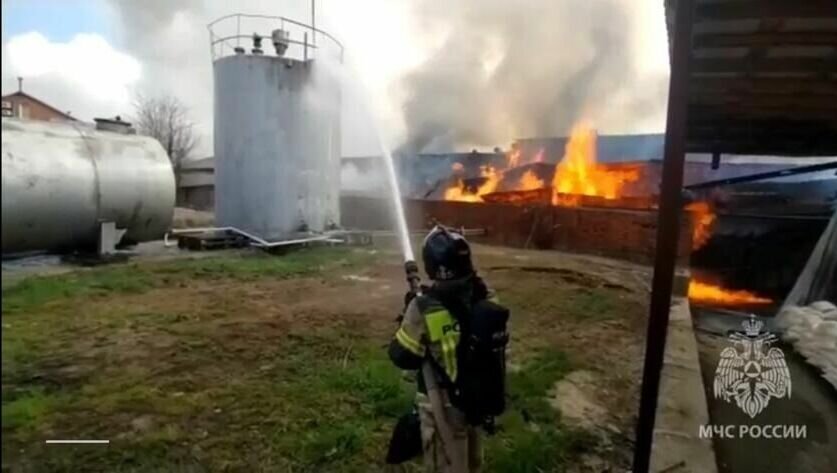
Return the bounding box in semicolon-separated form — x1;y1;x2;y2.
2;247;372;314
481;349;594;472
564;287;624;321
507;350;571;423
1;246;611;472
2;388;62;431
2;266;155;314
501;283;624;324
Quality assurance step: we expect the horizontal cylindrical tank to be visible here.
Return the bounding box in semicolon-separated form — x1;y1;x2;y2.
1;118;175;254
213;53;341;240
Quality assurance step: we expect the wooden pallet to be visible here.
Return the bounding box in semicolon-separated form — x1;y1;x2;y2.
176;231;250;251
334;230;373;246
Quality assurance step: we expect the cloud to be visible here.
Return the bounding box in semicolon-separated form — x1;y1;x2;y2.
2;31;141;120
99;0;424;157
2;1;670;157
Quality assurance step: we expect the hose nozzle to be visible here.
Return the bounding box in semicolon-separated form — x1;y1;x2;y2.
405;260;421;294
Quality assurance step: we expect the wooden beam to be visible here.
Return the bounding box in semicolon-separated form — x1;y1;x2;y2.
686;111;837;154
689;106;837;120
689;94;837;110
689;126;832;138
688;130;837;145
742;19;784;80
688;114;837;124
686;161;837;189
688;121;837;136
686;135;837;154
695;1;837;21
693;31;837;49
692;57;837;74
690;77;837;95
689;121;835;133
686;140;837;156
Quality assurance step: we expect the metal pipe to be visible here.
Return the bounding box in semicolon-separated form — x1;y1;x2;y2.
369;228;486;237
685;160;837;190
251;235;332;248
632;1;695;472
166;227;331;248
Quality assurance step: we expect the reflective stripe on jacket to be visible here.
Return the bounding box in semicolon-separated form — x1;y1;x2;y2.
389;295;460;383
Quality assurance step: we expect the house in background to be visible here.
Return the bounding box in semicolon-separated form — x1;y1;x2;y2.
178;157;215;210
2;80;77;122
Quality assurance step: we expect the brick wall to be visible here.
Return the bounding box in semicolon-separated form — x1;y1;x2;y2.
2;94;73;122
340;195;693;265
177;186;215;211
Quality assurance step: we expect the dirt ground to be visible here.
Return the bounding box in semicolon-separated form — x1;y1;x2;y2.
2;242;650;472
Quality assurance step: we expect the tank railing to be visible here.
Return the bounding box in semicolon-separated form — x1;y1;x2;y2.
207;13;344;63
210;34;319;61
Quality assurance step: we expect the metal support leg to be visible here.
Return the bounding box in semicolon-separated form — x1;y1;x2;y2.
97;221;126;256
632;0;695;471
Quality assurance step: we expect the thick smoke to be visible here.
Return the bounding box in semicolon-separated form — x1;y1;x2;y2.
103;0;212;154
340;162;386;193
14;0;667;160
99;0;377;158
400;0;668;154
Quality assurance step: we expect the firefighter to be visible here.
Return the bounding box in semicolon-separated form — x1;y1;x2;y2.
388;226;500;473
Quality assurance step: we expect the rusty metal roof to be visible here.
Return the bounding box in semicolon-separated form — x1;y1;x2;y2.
665;0;837;156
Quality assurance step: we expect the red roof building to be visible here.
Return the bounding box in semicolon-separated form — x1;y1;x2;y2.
1;90;77;122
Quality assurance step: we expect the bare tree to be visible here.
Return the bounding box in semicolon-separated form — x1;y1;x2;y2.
132;94;199;183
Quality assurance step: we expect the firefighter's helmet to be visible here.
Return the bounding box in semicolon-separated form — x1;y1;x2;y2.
421;225;474;281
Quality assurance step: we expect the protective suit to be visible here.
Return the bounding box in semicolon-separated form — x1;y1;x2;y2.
388;227;497;472
393;294;481;472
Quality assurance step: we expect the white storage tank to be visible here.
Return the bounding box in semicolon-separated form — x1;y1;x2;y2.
211;15;342;240
1;118;175;254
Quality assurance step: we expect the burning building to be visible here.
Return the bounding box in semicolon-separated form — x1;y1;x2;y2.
439;123;650;208
341;122;835;307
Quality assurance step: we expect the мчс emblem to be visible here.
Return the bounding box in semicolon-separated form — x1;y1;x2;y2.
713;315;791;418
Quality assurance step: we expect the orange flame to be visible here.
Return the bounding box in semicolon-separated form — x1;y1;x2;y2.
443;182;482;202
507;149;521;168
688;280;772;305
444;165;501;202
685;201;716;250
551;123;639;205
443;122;641;204
478;165;501;194
518;169;544;191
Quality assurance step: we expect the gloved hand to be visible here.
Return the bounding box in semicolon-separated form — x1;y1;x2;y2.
404;289;417;308
395;290;417;323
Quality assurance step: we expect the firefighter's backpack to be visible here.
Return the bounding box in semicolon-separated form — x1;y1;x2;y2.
452;298;510;427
